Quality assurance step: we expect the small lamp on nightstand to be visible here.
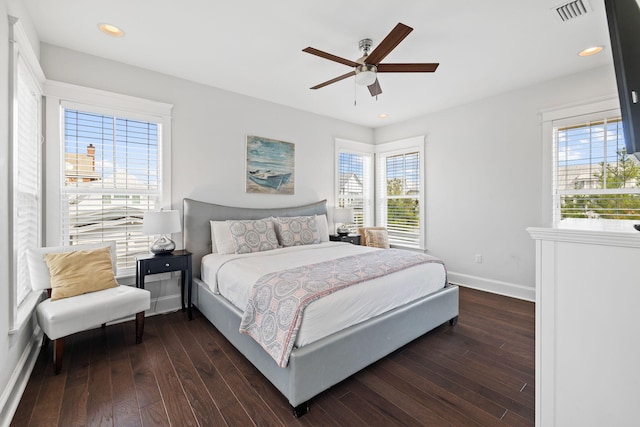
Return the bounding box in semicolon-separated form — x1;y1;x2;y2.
334;207;354;236
142;209;181;255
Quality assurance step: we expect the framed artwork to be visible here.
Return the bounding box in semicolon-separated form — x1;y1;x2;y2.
246;135;295;194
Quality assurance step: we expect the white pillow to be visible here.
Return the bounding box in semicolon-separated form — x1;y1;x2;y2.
316;214;329;242
211;220;235;254
209;220;218;253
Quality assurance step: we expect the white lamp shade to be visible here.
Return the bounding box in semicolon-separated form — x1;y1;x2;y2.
333;207;354;224
142;210;181;235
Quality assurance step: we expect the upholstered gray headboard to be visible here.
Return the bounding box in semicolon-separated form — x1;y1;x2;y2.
183;198;328;278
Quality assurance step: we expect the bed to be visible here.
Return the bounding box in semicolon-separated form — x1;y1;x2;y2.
183;198;459;416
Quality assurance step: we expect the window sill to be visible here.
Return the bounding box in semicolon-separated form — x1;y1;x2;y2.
8;291;43;335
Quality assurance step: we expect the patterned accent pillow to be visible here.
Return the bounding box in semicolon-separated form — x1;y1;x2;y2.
227;219;279;254
273;216;320;247
358;226;387;246
365;228;390;249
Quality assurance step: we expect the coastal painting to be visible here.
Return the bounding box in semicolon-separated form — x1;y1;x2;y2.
246;135;295;194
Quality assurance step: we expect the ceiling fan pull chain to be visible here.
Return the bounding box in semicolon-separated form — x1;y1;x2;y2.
354;78;357;106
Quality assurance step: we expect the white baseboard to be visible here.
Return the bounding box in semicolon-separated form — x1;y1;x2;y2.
448;271;535;302
0;328;43;427
148;292;184;316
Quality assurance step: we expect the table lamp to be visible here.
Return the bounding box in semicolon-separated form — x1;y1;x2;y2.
333;207;354;236
142;209;181;254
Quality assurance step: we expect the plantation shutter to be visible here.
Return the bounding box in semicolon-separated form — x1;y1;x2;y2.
381;151;422;246
554;111;640;225
376;136;425;249
337;150;373;230
14;54;41;305
61;107;162;274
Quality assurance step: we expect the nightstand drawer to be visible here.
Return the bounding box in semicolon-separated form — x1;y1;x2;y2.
329;234;361;245
144;256;187;274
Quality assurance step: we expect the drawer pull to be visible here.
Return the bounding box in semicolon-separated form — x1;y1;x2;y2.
165;263;170;267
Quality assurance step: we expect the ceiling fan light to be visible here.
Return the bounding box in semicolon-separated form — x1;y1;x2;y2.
355;64;377;86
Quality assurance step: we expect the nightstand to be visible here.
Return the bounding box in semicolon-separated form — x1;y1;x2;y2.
329;234;361;245
136;250;193;320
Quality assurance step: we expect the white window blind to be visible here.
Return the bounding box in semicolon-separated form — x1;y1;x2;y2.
61;108;162;273
13;54;41;305
376;137;425;249
337;150;373;230
554;111;640;226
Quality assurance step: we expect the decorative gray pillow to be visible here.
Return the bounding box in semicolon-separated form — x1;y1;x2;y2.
273;216;320;247
227;219;279;254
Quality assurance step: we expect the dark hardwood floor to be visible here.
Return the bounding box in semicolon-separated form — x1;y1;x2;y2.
11;286;535;426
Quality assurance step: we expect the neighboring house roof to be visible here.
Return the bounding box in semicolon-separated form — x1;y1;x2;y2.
339;173;363;194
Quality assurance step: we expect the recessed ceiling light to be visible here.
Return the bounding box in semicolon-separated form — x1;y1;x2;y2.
378;114;388;119
98;23;124;38
578;45;603;57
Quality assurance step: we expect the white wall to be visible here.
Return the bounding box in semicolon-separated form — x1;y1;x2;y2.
39;43;373;211
374;65;618;300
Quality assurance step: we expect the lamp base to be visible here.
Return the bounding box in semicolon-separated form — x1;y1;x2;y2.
150;235;176;254
336;226;350;236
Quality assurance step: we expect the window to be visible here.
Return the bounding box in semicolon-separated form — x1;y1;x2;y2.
335;139;373;230
60;107;162;274
552;108;640;228
376;136;425;248
9;17;45;331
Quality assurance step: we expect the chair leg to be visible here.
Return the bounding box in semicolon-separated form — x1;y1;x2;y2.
42;333;50;348
135;312;145;344
53;338;65;375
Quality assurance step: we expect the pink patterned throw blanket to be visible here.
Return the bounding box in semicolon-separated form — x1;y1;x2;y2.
239;249;445;367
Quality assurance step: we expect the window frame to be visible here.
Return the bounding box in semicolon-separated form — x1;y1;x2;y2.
375;136;426;249
334;138;374;232
8;16;46;333
542;96;640;230
44;81;173;276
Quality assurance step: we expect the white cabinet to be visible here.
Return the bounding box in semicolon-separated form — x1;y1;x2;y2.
528;228;640;427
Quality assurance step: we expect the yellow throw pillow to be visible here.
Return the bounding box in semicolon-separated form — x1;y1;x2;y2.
44;246;118;301
365;228;390;249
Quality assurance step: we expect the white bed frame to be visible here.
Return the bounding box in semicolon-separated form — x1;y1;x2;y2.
183;198;459;416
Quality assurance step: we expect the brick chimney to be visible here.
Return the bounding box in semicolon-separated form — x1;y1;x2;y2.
87;144;95;171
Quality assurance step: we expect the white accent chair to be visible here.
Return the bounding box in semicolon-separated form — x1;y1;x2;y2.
27;242;151;374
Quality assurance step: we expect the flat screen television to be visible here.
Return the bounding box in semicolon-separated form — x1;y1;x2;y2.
605;0;640;159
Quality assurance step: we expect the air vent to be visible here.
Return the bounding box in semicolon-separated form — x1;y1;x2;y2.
554;0;590;22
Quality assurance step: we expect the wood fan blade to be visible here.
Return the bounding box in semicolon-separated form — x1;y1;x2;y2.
368;79;382;97
377;63;439;73
310;71;356;89
302;47;359;68
365;23;413;65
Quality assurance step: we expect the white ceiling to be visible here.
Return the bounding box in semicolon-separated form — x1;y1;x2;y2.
23;0;613;128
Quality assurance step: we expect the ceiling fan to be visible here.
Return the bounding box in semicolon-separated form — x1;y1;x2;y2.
302;23;439;97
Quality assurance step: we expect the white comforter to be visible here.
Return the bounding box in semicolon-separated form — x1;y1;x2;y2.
201;242;446;347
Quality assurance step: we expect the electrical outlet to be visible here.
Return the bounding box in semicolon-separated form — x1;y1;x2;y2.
475;254;483;263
